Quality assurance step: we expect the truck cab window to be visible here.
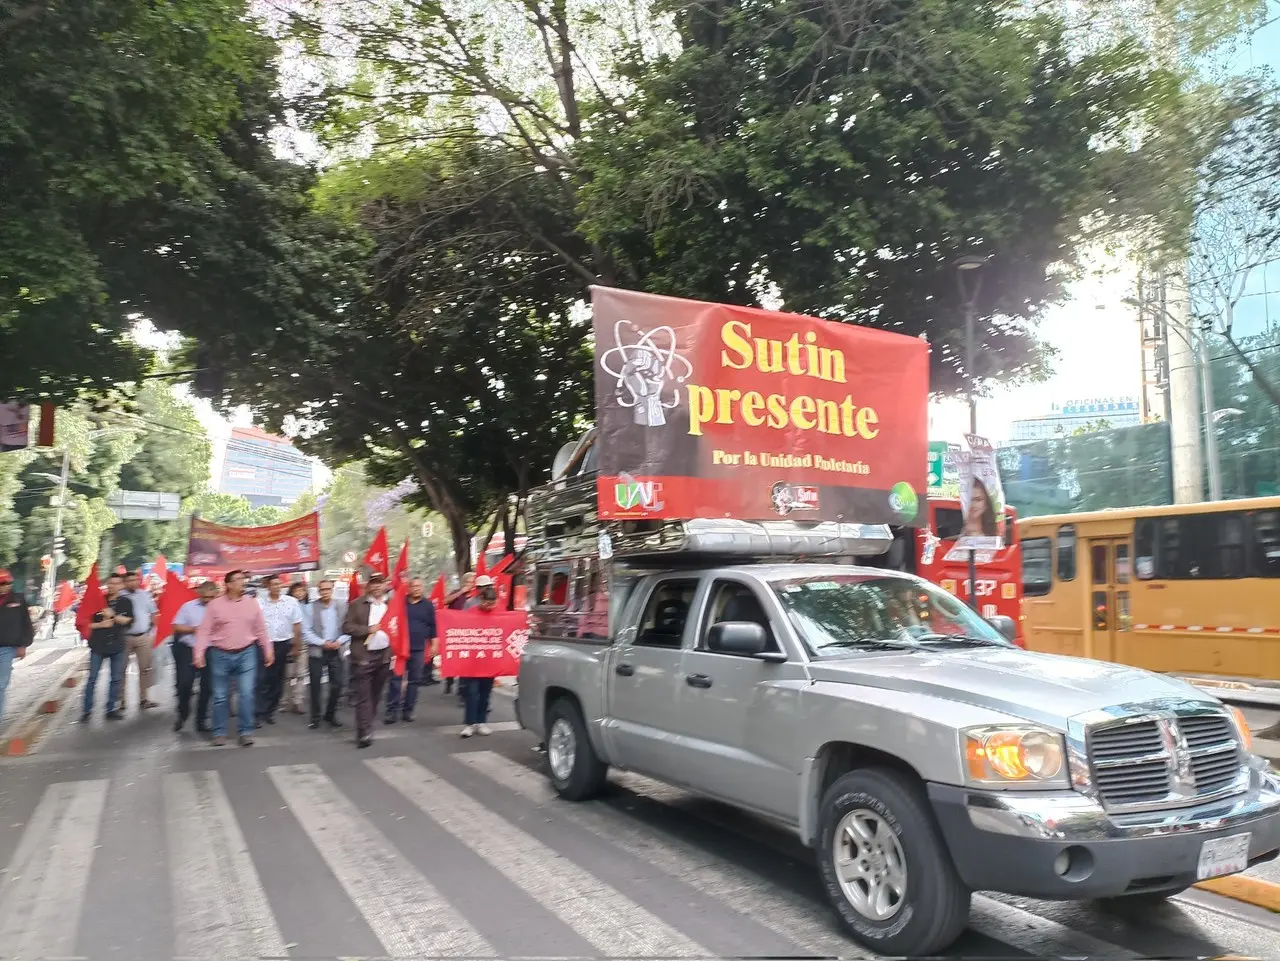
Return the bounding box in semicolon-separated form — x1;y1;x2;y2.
637;579;698;648
703;581;779;653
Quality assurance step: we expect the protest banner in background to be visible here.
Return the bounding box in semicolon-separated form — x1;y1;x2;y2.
436;609;529;678
185;512;322;574
591;286;929;526
952;434;1006;551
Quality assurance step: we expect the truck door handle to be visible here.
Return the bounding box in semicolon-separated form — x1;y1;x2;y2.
615;663;635;676
685;673;713;689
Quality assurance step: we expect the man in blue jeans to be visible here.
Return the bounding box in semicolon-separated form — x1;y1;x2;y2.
385;577;436;723
82;573;133;722
459;575;499;738
0;569;35;725
194;570;273;747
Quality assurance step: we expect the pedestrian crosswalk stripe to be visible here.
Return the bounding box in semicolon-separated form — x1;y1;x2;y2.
458;750;866;958
266;762;496;958
0;779;107;958
968;894;1139;958
367;755;712;958
609;767;1143;960
164;771;288;960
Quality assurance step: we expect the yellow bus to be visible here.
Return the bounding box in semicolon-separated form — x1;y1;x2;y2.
1018;498;1280;681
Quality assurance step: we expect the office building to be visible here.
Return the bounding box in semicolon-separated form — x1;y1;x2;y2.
216;426;314;508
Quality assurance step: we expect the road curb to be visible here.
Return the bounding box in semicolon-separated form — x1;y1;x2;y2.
1195;874;1280;912
1;652;87;757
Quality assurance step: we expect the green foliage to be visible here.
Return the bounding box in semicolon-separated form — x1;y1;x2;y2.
110;384;213;569
180;490;285;530
0;0;267;402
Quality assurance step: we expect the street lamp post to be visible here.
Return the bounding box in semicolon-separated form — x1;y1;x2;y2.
955;254;987;610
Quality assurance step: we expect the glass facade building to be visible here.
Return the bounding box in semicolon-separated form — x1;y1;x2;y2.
217;427;314;508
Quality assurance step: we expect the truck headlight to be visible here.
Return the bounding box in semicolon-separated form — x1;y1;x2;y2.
964;726;1066;786
1228;706;1254;753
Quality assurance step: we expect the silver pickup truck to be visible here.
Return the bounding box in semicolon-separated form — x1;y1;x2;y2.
517;558;1280;955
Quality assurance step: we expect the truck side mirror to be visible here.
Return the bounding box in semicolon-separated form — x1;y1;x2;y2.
986;615;1018;642
708;621;769;656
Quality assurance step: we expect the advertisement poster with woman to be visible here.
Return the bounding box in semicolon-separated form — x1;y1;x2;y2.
955;434;1005;551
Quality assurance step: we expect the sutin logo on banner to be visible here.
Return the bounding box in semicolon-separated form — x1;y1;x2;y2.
614;477;664;512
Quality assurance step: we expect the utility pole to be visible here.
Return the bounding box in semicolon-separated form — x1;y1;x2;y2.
1198;323;1223;500
44;448;70;606
956;254;986;610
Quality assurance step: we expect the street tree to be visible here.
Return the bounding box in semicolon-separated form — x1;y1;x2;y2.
0;0;271;402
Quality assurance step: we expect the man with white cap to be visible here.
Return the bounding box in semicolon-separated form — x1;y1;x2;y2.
459;574;499;737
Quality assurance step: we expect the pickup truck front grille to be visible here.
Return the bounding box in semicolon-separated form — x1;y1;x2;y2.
1087;711;1243;810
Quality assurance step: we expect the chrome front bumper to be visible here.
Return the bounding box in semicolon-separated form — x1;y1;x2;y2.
927;761;1280;899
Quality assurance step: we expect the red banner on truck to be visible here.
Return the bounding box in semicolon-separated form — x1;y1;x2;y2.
591;286;929;526
436;609;528;678
185;513;321;574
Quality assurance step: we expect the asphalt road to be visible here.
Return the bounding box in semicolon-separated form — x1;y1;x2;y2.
2;662;1279;961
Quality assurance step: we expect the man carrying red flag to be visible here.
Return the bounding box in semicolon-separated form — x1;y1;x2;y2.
385;576;436;721
81;572;134;723
166;579;214;733
342;573;394;748
390;539;409;592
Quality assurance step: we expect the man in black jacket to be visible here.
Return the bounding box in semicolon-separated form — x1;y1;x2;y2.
82;574;133;722
0;569;34;724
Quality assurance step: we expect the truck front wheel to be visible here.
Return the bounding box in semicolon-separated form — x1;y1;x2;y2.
545;698;608;801
816;768;971;956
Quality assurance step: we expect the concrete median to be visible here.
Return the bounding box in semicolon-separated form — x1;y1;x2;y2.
0;650;87;757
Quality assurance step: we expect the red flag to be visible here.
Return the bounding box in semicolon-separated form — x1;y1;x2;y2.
53;580;76;614
153;554;169;584
153;577;197;648
391;538;410;591
75;563;106;641
384;582;411;676
363;527;389;577
490;552;515;577
346;570;362;604
429;574;446;608
474;550;488;577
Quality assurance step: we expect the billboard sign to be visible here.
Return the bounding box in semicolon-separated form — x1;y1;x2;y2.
591;286;929;526
952;434;1006;551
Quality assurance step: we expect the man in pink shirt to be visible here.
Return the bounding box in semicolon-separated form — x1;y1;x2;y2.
195;569;274;746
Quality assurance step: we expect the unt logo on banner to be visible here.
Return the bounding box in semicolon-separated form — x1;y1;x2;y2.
615;479;663;512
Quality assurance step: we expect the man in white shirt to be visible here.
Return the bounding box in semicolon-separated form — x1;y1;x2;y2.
301;578;348;729
341;573;392;748
255;574;302;726
170;580;217;733
122;571;160;710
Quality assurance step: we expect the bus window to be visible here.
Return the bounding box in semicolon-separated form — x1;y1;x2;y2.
1208;512;1247;579
1057;525;1077;581
934;507;963;540
1252;510;1280;577
1157;517;1196;578
1135;518;1156;579
1021;538;1052;596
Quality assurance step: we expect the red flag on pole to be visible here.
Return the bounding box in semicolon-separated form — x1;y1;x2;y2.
153;554;169;584
346;570;362;605
362;527;389;577
53;580;76;614
75;563;106;641
391;538;410;592
154;577;197;648
474;550;488;577
429;574;446;609
384;581;411;676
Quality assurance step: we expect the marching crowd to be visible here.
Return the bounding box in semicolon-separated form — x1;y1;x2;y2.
71;568;504;748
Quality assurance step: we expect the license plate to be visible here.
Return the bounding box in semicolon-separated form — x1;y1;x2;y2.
1196;832;1251;880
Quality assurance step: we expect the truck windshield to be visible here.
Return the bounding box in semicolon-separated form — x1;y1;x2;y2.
770;574;1011;658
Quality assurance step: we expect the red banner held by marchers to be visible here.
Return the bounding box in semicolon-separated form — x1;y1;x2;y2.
436;609;528;678
591;286;929;526
186;512;321;574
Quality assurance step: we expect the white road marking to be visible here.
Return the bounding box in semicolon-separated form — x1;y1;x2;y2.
164;771;288;959
458;750;865;957
267;762;494;957
0;779;108;958
368;755;711;957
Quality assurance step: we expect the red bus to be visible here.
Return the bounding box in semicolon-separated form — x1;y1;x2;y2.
879;498;1025;645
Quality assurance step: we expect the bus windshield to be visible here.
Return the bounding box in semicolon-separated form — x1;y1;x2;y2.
770;573;1011;658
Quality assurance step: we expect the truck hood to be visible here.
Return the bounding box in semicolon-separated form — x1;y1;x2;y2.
807;647;1216;729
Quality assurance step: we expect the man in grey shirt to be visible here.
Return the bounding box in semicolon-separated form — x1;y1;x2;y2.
122;571;159;710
